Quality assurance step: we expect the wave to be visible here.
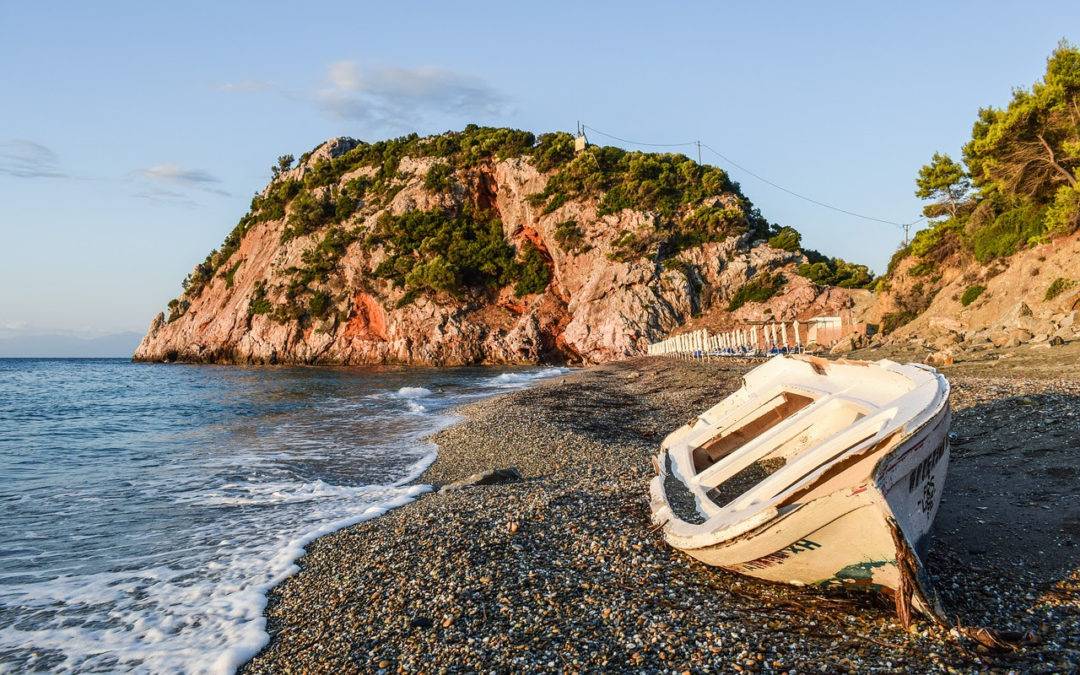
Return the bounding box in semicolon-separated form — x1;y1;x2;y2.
393;386;433;398
0;480;431;675
0;360;565;674
483;367;570;388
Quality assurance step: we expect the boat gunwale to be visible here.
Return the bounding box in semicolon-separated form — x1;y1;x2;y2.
651;356;951;549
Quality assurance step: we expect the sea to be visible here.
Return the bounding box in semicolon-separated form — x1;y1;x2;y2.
0;358;567;674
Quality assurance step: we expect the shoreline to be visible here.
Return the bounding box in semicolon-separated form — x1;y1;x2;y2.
241;355;1080;673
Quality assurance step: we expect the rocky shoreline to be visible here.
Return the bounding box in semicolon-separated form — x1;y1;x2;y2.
241;354;1080;674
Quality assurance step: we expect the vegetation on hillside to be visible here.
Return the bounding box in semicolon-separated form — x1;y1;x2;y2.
1045;277;1076;301
527;143;775;262
727;272;786;311
765;226;873;288
899;41;1080;273
367;207;521;304
960;284;986;306
164;123;874;325
881;41;1079;331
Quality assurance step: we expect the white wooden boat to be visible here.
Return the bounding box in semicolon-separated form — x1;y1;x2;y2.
648;355;950;624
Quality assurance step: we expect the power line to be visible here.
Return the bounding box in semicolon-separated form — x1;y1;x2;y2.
581;123;917;231
582;125;696;148
700;143;906;229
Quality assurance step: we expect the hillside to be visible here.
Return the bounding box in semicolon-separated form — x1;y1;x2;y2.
869;41;1080;355
135;127;870;365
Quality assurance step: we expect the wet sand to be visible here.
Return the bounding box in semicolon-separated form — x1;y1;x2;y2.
242;353;1080;674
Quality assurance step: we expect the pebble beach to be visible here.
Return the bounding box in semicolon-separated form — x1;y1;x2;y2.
241;355;1080;674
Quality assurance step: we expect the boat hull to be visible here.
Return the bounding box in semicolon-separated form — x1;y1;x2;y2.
648;356;951;621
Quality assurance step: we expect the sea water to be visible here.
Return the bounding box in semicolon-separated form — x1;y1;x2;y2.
0;359;566;673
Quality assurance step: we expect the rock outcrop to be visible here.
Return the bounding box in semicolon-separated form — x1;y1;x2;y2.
136;130;860;365
869;229;1080;355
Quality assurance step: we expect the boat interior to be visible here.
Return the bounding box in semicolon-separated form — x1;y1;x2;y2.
668;381;915;531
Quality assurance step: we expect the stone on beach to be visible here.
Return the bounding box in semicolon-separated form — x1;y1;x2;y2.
438;467;524;492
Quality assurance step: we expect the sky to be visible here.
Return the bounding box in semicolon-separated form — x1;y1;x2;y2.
1;1;1076;343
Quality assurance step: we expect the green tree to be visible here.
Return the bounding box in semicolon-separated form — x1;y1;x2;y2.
915;152;970;219
963;40;1079;205
767;226;801;251
272;154;295;178
307;290;332;318
404;255;460;295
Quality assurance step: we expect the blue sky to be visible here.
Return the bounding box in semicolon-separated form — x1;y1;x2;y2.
1;1;1076;339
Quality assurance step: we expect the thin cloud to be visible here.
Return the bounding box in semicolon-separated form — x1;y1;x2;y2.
317;62;508;127
140;163;221;185
0;140;67;178
133;186;200;207
134;163;230;197
211;79;277;93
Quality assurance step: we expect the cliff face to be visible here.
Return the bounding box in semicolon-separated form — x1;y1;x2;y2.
869;229;1080;353
136;131;857;365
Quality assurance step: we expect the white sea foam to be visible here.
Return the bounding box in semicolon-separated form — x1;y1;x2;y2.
0;481;431;675
394;386;433;398
0;360;566;674
484;367;570;388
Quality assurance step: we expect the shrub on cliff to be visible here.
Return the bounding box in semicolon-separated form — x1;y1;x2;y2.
424;162;453;193
880;281;937;332
528;144;778;264
727;272;785;311
167;298;189;323
281;190;336;242
797;256;873;288
307;290;332;319
297;227;361;283
251;179;302;223
1045;277;1076;301
881;310;918;333
768;227;801;252
223;261;242;289
971;203;1047;262
248;282;272;316
370;207;517;302
960;284;986;306
534;146;738;221
271;154;294;178
553;220;585;252
514;241;551;296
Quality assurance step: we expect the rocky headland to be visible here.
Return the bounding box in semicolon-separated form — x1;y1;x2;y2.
133;122;1080;368
134;128;864;366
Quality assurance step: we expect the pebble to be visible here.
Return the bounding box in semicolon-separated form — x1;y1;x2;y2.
240;357;1080;674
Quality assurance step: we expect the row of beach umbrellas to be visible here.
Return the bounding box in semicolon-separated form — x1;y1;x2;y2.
647;323;804;358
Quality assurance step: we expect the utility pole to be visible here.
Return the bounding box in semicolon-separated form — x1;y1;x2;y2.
902;222;912;247
696;140;701;165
